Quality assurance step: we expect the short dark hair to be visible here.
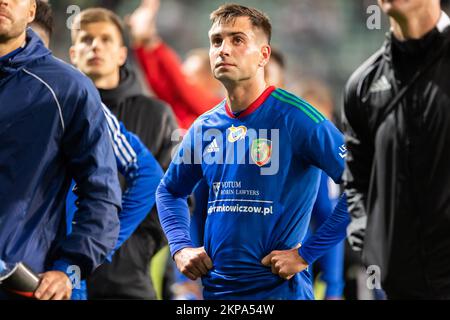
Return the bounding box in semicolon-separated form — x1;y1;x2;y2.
71;8;125;45
210;4;272;44
33;0;53;39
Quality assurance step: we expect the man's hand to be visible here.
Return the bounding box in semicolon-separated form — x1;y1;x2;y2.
174;247;213;281
34;271;72;300
128;0;161;47
261;245;308;280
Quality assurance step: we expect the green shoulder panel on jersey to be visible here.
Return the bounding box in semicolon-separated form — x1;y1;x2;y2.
272;88;326;124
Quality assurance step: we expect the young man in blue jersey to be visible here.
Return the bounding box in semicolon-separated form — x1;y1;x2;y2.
156;4;350;300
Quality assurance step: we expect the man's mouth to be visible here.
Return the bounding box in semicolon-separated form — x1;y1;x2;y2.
216;62;236;68
87;57;104;65
0;11;12;21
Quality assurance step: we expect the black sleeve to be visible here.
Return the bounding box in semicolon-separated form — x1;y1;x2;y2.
341;70;374;221
129;97;179;171
156;102;179;171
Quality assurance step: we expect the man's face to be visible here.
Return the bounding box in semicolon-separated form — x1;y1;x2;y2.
208;16;270;85
377;0;430;17
70;21;127;80
0;0;36;43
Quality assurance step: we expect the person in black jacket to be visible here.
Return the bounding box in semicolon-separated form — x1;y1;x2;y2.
343;0;450;299
69;7;178;299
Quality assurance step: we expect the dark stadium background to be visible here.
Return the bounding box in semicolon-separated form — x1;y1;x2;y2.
48;0;450;117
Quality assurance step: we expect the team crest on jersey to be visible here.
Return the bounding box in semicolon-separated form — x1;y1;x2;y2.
251;139;272;167
227;125;247;143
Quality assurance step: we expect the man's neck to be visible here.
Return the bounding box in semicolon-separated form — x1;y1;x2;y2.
92;71;120;90
225;77;268;113
390;7;441;41
0;32;26;58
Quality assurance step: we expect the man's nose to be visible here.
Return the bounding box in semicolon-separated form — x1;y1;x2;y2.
218;39;231;57
91;38;103;50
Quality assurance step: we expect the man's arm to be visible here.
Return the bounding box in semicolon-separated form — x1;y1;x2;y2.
156;125;212;280
311;174;345;299
54;87;122;277
35;84;122;300
263;103;350;279
261;193;349;280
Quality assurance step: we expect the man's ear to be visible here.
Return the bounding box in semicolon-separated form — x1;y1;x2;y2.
259;45;271;68
118;46;128;67
28;0;37;24
69;46;77;65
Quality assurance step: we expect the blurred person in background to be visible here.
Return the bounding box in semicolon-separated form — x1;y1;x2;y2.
129;0;222;130
69;7;178;299
343;0;450;299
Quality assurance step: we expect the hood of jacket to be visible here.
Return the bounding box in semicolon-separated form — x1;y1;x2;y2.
98;66;143;108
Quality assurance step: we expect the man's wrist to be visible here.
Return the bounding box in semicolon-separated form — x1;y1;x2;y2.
172;245;193;260
297;247;312;266
50;260;75;282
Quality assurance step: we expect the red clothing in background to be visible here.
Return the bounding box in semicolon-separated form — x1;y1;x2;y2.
134;43;222;130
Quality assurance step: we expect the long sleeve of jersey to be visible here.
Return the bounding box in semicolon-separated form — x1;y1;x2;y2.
282;90;351;265
156;125;204;256
134;43;222;129
299;193;350;265
311;173;345;298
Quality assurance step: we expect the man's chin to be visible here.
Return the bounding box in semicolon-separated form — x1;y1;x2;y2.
0;28;14;43
379;0;418;17
214;73;235;84
82;69;104;80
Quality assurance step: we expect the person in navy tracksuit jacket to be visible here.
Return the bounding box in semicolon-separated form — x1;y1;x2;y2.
0;8;122;300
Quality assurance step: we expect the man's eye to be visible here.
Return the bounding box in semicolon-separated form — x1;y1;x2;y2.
212;38;222;46
234;37;243;44
81;37;93;44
